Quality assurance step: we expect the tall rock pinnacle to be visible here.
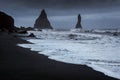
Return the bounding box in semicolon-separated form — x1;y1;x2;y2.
75;14;82;29
34;9;53;29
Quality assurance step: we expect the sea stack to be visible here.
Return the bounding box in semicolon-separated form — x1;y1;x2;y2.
0;11;14;32
75;14;82;29
34;9;53;29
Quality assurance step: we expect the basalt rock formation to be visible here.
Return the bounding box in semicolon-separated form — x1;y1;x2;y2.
0;11;14;32
75;14;82;29
34;9;53;29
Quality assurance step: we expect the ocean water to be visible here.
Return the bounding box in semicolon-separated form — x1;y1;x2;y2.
18;30;120;79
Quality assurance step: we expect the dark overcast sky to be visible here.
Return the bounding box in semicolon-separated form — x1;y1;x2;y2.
1;0;120;29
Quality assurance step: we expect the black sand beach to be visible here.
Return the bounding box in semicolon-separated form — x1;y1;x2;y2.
0;33;119;80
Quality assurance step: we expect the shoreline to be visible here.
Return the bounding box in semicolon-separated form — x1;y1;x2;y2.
0;33;119;80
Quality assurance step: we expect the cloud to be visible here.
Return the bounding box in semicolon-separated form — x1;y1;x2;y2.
1;0;120;17
1;0;120;10
1;0;120;29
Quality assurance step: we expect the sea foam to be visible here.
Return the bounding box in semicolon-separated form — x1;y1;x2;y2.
18;30;120;79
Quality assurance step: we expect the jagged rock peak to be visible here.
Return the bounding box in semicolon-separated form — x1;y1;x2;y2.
39;9;47;18
75;14;82;29
34;9;53;29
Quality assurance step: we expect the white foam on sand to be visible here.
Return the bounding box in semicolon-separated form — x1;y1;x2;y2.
18;30;120;79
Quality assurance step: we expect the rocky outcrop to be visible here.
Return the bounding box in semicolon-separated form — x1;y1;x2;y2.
0;11;14;32
28;33;36;37
75;14;82;29
34;9;53;29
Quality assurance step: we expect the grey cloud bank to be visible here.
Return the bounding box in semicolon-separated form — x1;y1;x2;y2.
0;0;120;29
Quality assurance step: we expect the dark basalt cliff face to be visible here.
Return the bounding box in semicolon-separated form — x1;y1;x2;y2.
75;14;82;29
0;11;14;32
34;9;53;29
